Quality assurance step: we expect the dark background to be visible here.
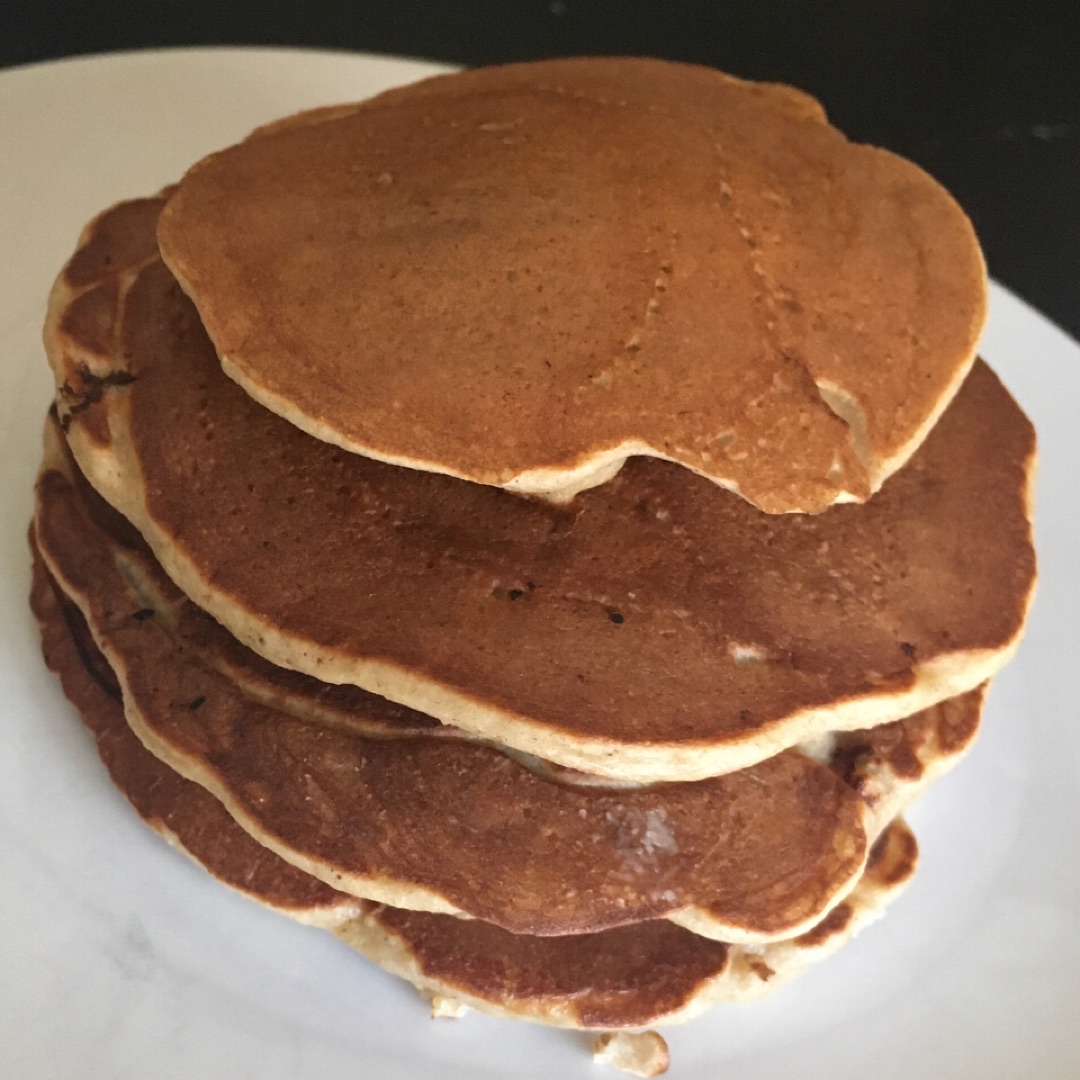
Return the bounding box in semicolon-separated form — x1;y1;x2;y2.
4;0;1076;338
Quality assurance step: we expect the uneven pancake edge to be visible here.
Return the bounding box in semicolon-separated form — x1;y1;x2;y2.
57;407;1030;786
212;292;983;509
44;198;1033;784
34;430;981;943
53;375;1033;783
337;817;919;1029
31;457;874;942
27;544;362;929
157;56;986;513
29;553;919;1031
212;367;755;507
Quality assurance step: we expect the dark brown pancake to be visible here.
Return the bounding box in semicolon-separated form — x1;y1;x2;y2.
28;543;358;925
351;817;918;1028
29;551;918;1029
35;435;893;940
158;57;986;513
45;195;1035;782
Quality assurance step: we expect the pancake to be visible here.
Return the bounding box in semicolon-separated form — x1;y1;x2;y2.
29;554;918;1032
347;818;918;1029
34;417;979;941
46;196;1035;783
157;57;987;513
28;545;360;928
32;432;867;940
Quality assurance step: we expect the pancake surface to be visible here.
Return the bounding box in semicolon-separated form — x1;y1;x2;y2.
33;419;982;940
28;548;361;927
26;61;1033;1063
46;196;1035;782
30;549;920;1029
157;57;987;512
31;432;872;940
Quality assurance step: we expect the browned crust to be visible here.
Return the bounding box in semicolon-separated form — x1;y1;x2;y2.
29;550;919;1030
368;905;732;1030
28;542;358;923
349;816;919;1028
44;197;1033;780
33;423;982;943
157;57;985;512
33;447;876;940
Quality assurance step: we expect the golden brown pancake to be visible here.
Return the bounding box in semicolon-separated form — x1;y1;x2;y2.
345;818;918;1029
157;58;986;514
29;554;918;1031
46;196;1034;783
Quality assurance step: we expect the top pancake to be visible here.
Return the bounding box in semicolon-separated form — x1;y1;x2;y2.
46;195;1034;783
156;57;986;513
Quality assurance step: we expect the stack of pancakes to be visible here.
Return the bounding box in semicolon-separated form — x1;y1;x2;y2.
30;58;1035;1071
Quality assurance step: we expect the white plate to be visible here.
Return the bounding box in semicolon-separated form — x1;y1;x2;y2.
1;48;1077;1080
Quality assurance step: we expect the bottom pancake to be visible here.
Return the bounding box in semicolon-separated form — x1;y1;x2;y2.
31;547;917;1035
